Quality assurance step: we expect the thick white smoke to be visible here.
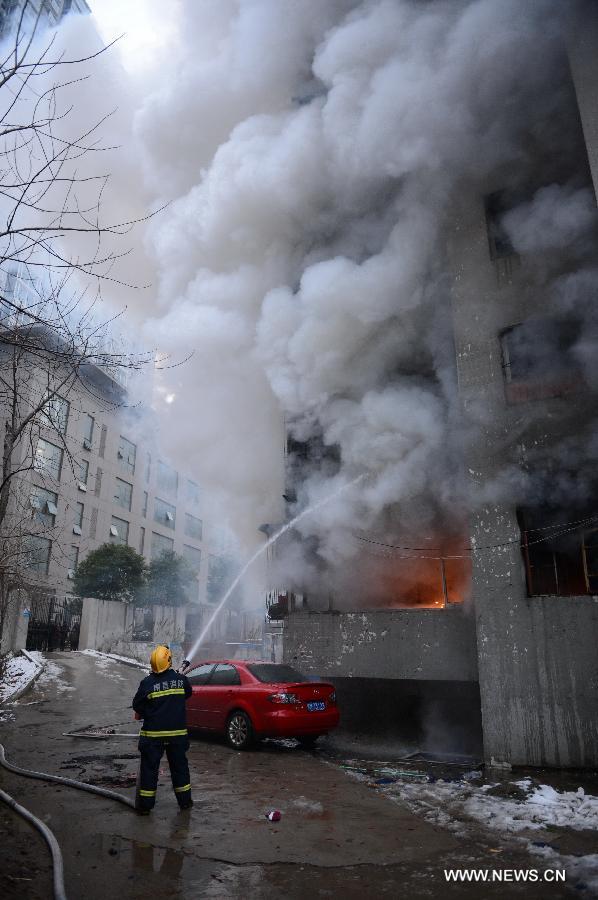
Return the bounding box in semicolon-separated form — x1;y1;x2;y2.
40;1;595;603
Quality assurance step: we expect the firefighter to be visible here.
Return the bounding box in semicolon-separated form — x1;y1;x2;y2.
132;644;193;814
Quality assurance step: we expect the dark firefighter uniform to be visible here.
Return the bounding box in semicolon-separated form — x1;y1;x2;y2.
132;666;193;812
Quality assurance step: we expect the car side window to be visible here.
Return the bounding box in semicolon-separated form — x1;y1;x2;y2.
187;664;215;685
210;664;241;686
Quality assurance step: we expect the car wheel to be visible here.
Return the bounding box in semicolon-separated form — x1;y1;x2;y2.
297;735;320;748
226;710;254;750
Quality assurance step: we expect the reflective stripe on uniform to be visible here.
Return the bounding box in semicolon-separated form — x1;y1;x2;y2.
146;688;186;699
174;783;191;793
139;729;188;738
138;789;157;797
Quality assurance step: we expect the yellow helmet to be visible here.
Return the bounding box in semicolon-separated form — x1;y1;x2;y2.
150;645;172;674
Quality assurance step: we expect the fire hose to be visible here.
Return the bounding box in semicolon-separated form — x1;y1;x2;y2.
0;741;136;900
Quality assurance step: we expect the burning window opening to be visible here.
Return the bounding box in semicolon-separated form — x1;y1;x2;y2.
501;316;586;404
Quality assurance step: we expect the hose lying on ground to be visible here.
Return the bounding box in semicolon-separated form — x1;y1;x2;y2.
0;782;67;900
0;741;136;900
0;742;136;808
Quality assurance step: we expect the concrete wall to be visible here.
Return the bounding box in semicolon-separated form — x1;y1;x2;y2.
79;598;186;662
283;608;478;681
0;591;29;655
448;184;598;767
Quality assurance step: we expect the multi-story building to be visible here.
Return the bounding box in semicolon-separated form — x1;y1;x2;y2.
0;267;219;617
275;8;598;768
0;0;89;39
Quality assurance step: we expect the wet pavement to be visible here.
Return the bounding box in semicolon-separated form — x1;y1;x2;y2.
0;652;577;898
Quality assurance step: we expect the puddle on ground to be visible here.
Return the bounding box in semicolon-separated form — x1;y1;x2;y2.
101;834;186;878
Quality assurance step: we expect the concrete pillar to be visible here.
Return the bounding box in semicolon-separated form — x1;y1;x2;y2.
568;7;598;202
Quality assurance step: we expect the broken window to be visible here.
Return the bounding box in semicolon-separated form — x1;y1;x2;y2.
500;317;585;404
82;413;94;448
151;531;174;559
40;395;70;434
519;506;598;596
24;535;51;574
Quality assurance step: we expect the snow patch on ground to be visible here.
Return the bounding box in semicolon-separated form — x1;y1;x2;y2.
466;780;598;833
78;649;147;670
27;651;74;693
0;652;40;704
342;768;598;891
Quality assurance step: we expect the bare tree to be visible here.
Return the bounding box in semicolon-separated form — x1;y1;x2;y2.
0;5;156;649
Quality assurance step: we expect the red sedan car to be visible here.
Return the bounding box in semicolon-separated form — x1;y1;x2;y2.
184;660;340;750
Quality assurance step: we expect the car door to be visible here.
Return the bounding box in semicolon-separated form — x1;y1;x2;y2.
186;663;215;728
200;663;241;730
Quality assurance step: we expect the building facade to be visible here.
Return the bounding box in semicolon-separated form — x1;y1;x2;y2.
277;9;598;768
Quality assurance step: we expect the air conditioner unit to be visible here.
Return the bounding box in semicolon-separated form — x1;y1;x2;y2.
78;482;87;492
67;569;75;580
83;438;92;450
46;501;58;515
166;511;174;522
73;525;82;535
110;525;119;536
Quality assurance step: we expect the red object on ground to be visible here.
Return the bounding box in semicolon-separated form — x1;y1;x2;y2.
266;810;282;822
185;660;340;749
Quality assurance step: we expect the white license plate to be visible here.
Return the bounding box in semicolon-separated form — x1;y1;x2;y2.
307;701;326;712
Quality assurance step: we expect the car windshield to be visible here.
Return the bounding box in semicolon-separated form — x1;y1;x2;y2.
246;664;309;684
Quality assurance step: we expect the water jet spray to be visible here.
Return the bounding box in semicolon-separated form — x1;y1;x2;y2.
186;473;365;663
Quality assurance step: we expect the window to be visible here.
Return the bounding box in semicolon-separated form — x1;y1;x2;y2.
30;486;58;527
139;526;145;555
145;452;151;484
114;478;133;512
185;479;200;508
34;439;63;480
247;664;308;684
501;317;584;404
485;191;516;260
78;459;89;488
187;663;214;686
41;396;69;434
210;664;241;686
151;531;174;559
183;544;201;574
154;497;176;530
109;516;129;546
519;506;597;597
82;413;94;448
73;501;84;535
184;513;202;541
157;460;178;497
24;536;51;574
142;491;148;518
117;435;136;476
